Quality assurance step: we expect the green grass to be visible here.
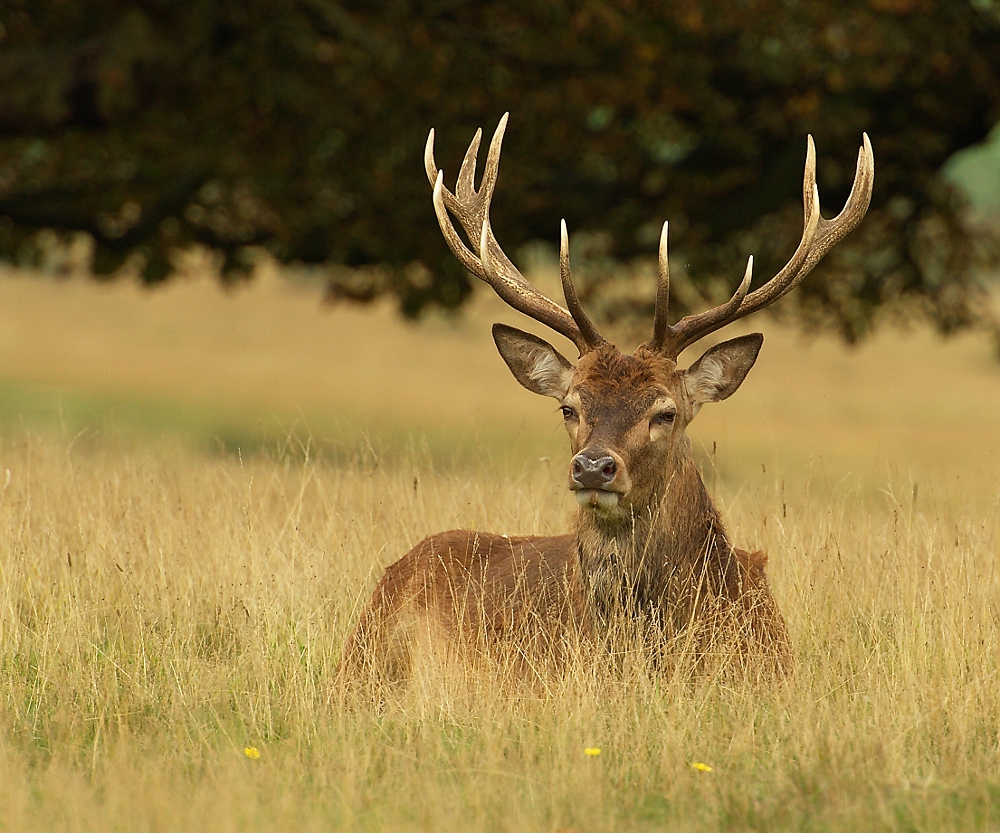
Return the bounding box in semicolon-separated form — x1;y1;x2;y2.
0;376;558;468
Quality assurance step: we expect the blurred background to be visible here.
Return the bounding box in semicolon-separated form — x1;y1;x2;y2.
1;0;999;480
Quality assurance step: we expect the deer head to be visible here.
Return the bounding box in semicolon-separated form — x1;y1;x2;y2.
425;114;874;523
492;323;764;521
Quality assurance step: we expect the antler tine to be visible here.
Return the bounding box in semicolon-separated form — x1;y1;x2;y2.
560;220;605;349
424;127;439;185
658;133;874;358
801;133;874;264
426;115;594;354
654;254;755;355
431;170;482;278
650;222;671;350
455;127;483;201
803;133;817;230
731;133;873;312
696;255;755;332
480;112;508;210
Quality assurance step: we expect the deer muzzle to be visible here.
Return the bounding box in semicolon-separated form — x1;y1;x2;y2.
570;447;629;510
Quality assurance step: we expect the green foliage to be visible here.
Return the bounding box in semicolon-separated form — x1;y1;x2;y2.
2;0;1000;338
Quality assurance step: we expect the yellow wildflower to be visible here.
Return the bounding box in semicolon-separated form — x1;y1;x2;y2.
584;747;601;757
244;746;261;759
690;761;712;772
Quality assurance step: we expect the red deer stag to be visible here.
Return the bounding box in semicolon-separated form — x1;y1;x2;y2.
341;114;874;680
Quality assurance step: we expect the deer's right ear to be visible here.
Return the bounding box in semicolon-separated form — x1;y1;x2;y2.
492;323;574;399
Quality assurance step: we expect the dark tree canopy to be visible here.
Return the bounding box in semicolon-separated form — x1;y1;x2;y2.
2;0;1000;341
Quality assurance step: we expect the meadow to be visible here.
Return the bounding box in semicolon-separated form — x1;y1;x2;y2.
0;263;998;832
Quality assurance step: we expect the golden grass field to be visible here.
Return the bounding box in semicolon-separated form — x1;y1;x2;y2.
0;262;998;831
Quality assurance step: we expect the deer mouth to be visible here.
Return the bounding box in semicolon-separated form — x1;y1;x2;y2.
569;447;630;513
573;488;622;512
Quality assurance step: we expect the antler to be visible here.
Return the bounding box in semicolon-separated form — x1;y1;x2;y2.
425;113;604;355
650;134;875;358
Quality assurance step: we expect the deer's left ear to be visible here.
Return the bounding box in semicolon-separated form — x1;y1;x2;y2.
684;333;764;406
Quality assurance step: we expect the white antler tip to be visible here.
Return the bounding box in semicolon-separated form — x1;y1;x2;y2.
425;130;438;180
560;218;569;246
432;170;446;210
658;221;669;261
862;133;874;172
485;116;507;167
493;114;509;143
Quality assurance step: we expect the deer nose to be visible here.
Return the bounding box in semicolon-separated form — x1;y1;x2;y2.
571;449;618;490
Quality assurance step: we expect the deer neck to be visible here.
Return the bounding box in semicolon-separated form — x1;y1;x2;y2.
574;440;731;626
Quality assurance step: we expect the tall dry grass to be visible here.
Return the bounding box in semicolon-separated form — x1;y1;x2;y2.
0;429;998;832
1;267;999;830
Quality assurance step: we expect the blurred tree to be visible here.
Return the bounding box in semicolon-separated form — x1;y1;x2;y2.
1;0;999;341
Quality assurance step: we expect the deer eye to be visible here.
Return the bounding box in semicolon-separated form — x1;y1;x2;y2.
560;405;577;421
651;411;675;426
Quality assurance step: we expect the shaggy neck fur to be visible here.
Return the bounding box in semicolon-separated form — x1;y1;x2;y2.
574;436;733;636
